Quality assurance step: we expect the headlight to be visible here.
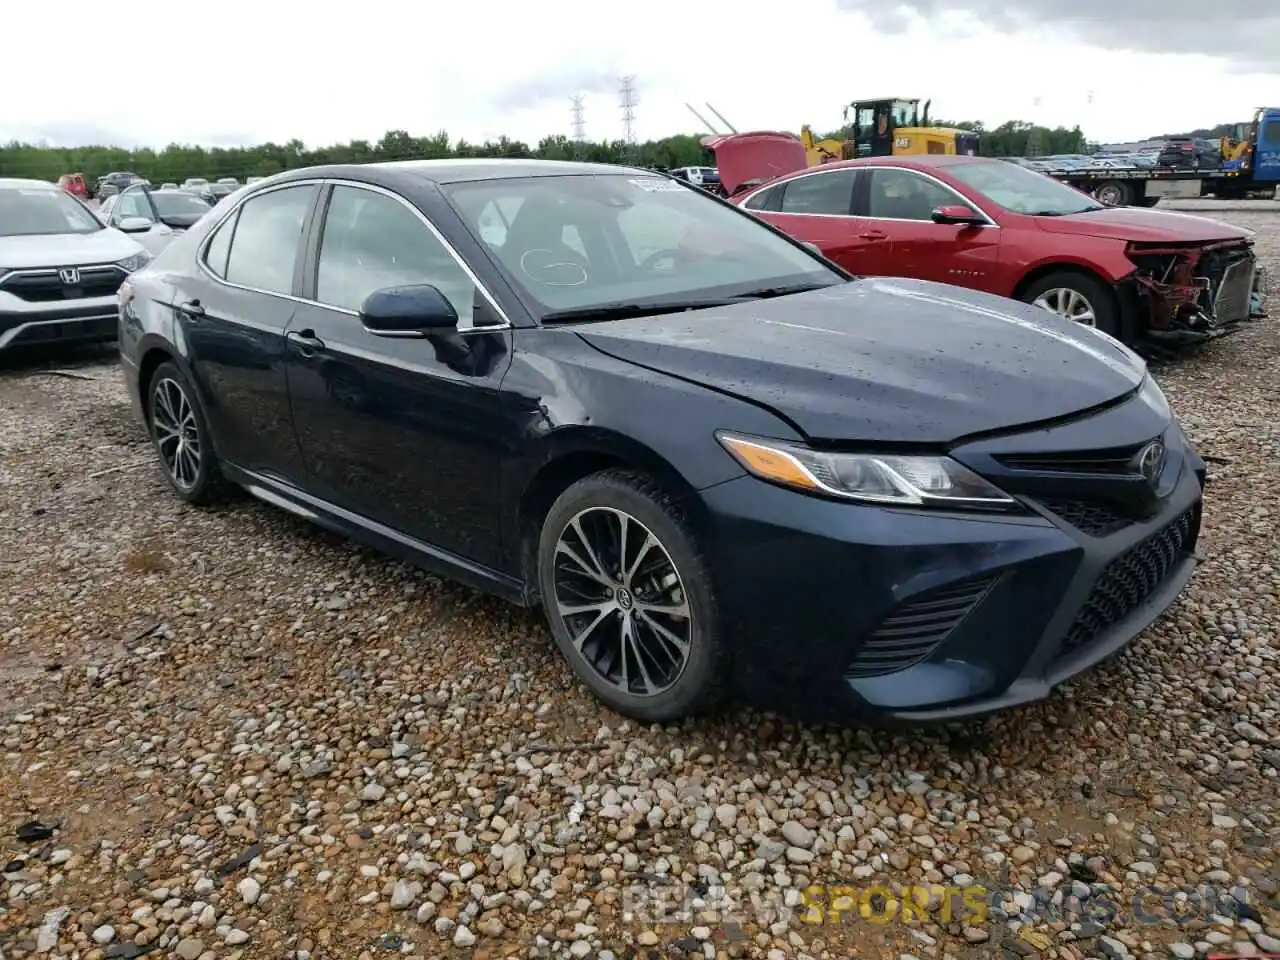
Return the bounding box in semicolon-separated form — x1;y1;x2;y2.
717;433;1019;510
117;251;151;273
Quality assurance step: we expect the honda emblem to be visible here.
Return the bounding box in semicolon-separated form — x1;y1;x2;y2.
58;268;80;285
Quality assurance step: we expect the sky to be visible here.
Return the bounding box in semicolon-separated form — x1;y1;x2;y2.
3;0;1278;151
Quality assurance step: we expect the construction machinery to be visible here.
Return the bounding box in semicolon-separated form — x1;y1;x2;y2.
799;125;845;165
842;98;981;157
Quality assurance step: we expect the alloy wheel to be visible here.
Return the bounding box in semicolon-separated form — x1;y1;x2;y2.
151;377;201;491
551;506;692;697
1032;287;1096;326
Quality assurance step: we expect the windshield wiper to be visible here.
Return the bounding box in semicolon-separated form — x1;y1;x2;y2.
730;280;840;299
541;298;746;324
540;282;842;325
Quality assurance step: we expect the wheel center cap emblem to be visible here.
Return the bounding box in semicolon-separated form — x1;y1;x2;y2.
615;587;634;610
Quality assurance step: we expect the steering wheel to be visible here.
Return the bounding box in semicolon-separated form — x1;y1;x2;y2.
638;248;684;273
518;246;589;287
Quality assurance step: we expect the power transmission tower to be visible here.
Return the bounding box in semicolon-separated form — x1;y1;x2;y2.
619;76;638;161
1026;95;1046;157
570;95;586;141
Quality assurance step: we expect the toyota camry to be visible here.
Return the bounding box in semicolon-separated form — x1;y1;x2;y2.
116;159;1205;724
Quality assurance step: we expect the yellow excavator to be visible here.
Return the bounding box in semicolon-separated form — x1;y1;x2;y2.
799;98;981;166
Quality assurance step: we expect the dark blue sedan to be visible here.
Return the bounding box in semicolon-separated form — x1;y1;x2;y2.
115;159;1205;724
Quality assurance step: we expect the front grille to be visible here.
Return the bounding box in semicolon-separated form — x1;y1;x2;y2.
1060;505;1198;655
1212;256;1255;325
0;266;127;303
997;445;1145;475
1038;497;1133;537
845;574;997;678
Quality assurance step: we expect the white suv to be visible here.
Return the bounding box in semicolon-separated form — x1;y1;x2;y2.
0;178;151;351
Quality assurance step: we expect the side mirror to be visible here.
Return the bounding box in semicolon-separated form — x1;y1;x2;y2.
801;241;823;256
359;284;458;337
115;216;154;233
931;204;985;226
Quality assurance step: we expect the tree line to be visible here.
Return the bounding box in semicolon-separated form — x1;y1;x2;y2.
0;119;1121;185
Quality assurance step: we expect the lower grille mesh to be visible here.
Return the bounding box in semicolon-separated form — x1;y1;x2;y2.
1061;505;1198;655
845;574;996;679
1039;497;1134;537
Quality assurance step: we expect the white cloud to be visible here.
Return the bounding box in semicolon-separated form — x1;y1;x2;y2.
1;0;1275;151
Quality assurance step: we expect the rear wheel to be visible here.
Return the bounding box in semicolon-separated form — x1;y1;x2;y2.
536;469;726;723
146;361;232;504
1093;180;1132;206
1021;271;1126;341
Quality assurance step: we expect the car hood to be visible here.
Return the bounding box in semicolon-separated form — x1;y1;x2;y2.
576;278;1146;444
1035;206;1247;243
0;230;145;269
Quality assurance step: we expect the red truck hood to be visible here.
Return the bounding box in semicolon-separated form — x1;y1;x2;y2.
1035;207;1248;243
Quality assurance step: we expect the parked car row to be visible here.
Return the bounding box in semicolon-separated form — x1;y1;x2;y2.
92;158;1212;726
53;171;265;202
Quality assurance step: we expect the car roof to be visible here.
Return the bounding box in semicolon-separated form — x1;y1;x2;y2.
833;155;994;171
0;177;59;190
270;157;654;186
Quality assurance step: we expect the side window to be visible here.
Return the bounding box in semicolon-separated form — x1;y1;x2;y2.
616;203;701;262
475;197;524;247
742;185;783;212
203;210;238;279
224;185;317;295
866;169;972;221
776;170;855;215
562;225;587;257
316;185;478;318
115;190;152;222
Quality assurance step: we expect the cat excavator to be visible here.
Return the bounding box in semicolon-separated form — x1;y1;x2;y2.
799;98;981;166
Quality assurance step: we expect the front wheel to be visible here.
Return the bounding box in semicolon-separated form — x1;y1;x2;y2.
1021;271;1126;341
536;469;726;723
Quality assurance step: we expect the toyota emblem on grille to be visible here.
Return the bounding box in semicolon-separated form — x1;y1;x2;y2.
58;268;80;284
1135;439;1166;486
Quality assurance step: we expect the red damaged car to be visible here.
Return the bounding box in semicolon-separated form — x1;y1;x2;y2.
714;136;1264;348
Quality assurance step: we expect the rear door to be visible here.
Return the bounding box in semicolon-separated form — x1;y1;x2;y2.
172;182;319;483
739;168;886;272
856;167;1001;289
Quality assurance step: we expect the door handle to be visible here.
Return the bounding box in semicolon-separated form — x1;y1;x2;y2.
177;299;205;319
859;230;889;240
286;329;326;355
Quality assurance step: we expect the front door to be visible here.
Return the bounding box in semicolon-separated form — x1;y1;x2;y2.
857;167;1001;289
742;168;890;274
283;183;514;570
172;182;318;483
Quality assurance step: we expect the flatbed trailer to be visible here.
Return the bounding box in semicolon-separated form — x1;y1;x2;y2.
1025;163;1277;206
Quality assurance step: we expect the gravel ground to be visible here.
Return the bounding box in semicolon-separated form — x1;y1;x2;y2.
2;218;1278;960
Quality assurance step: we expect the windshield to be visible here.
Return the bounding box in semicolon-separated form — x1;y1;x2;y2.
152;190;213;217
946;160;1104;216
443;174;842;317
186;179;208;186
0;186;102;237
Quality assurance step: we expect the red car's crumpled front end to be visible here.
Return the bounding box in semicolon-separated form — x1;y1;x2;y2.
1122;239;1266;345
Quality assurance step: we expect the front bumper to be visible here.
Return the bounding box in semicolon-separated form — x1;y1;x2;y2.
699;428;1204;723
0;287;122;351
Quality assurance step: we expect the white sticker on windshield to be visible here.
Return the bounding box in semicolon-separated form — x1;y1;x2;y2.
629;178;686;193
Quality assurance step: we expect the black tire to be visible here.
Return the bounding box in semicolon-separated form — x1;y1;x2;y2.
536;469;726;723
1020;270;1126;341
145;360;232;505
1093;180;1131;206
